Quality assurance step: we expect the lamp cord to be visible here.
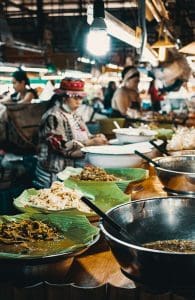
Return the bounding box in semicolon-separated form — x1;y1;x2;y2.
138;0;147;61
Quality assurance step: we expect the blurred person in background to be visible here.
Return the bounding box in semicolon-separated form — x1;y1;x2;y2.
33;78;107;188
0;69;38;104
111;66;141;117
148;78;164;112
104;81;117;110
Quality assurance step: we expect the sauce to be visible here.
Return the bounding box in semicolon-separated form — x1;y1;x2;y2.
0;238;76;256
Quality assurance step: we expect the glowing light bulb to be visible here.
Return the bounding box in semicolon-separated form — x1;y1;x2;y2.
86;30;110;56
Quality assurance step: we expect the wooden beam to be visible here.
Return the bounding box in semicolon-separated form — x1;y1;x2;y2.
2;0;35;15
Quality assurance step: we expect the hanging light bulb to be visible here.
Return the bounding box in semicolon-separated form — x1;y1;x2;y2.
86;0;110;56
87;29;110;56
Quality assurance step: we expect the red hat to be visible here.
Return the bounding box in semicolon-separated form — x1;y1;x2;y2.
55;78;87;98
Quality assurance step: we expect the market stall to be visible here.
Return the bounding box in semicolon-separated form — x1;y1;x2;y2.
0;167;194;299
0;2;195;300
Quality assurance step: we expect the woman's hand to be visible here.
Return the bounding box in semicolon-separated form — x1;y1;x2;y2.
85;134;108;146
92;134;108;145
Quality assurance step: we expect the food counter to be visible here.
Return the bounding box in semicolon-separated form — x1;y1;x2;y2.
125;114;187;128
0;166;194;300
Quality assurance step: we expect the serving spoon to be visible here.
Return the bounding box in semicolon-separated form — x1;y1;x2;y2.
149;140;170;156
81;196;142;246
113;120;121;129
134;150;161;168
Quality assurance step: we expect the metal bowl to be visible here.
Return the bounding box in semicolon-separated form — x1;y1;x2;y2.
100;197;195;289
153;155;195;195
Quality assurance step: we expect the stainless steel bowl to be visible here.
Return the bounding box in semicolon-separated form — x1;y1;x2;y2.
100;197;195;289
153;155;195;195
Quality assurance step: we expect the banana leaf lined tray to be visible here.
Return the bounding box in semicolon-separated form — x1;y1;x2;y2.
57;167;148;192
14;182;130;218
105;168;148;191
0;212;99;260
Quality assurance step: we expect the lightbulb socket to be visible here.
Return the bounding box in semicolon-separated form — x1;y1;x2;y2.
93;0;105;18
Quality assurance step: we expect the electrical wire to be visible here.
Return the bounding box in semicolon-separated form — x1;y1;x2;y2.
138;0;147;61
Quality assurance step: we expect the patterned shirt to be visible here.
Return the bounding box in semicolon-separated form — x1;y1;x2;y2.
37;103;90;174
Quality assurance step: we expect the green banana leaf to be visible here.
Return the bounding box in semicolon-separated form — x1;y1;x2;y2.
105;168;148;191
14;182;130;215
57;167;148;192
0;212;99;259
63;180;130;213
154;128;174;140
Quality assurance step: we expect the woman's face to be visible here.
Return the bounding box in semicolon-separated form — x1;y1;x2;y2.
125;76;140;89
66;96;82;111
12;78;25;93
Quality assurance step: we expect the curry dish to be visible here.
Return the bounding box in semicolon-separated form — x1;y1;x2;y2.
144;239;195;253
0;219;79;257
0;219;75;256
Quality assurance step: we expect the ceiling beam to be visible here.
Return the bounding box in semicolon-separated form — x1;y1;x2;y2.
2;0;35;15
105;11;158;66
3;0;137;16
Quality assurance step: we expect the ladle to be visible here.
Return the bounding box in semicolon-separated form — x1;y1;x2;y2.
113;121;121;129
81;196;142;246
134;150;161;168
149;140;170;156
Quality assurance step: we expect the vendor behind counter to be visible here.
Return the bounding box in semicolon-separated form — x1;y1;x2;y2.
33;77;108;189
0;69;38;105
111;66;141;117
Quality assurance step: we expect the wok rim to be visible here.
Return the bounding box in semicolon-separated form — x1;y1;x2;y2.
153;155;195;175
100;196;195;256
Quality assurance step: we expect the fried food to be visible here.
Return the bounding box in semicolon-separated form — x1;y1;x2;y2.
0;219;59;245
71;166;119;181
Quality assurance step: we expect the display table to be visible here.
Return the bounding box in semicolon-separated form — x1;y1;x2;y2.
125;114;187;127
1;167;194;300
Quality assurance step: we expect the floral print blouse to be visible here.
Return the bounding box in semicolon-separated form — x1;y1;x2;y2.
37;103;90;174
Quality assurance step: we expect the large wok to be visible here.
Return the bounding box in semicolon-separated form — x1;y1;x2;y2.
100;197;195;289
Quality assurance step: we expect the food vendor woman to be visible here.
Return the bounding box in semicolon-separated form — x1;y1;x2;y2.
33;78;107;188
0;69;38;104
111;66;141;117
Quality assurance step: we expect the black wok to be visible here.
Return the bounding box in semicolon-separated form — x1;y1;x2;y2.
100;197;195;289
